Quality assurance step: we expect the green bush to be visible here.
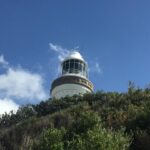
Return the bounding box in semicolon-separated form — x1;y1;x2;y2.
33;128;65;150
33;111;130;150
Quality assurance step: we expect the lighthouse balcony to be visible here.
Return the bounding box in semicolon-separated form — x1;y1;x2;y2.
50;75;93;99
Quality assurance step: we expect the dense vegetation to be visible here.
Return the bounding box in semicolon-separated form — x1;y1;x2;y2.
0;82;150;150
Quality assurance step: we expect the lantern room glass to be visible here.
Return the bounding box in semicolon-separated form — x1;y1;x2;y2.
62;59;88;78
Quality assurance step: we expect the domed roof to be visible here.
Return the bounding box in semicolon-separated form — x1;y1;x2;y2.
64;51;85;62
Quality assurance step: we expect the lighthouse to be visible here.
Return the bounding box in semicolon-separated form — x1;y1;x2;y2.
50;51;93;99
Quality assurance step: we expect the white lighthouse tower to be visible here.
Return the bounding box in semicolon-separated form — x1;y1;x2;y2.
50;51;93;99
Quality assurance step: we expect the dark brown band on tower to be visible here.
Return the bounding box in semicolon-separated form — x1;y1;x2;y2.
50;75;93;93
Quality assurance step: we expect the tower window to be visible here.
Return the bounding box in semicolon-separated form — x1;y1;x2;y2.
62;59;88;77
75;62;78;69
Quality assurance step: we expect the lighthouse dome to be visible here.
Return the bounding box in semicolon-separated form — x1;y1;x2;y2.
63;51;85;62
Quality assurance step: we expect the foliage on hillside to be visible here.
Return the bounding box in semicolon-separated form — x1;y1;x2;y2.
0;83;150;149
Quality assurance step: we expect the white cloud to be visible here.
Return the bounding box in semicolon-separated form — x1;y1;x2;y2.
49;43;70;61
0;98;19;114
95;62;102;74
0;54;47;114
0;68;47;101
89;62;102;74
0;55;8;67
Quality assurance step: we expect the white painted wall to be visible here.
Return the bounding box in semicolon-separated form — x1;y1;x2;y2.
51;84;91;99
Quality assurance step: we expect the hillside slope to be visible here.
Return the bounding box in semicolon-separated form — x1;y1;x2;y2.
1;84;150;150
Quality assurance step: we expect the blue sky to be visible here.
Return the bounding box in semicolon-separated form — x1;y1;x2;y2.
0;0;150;113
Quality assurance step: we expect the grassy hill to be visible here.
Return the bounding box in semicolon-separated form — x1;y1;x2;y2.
1;83;150;150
